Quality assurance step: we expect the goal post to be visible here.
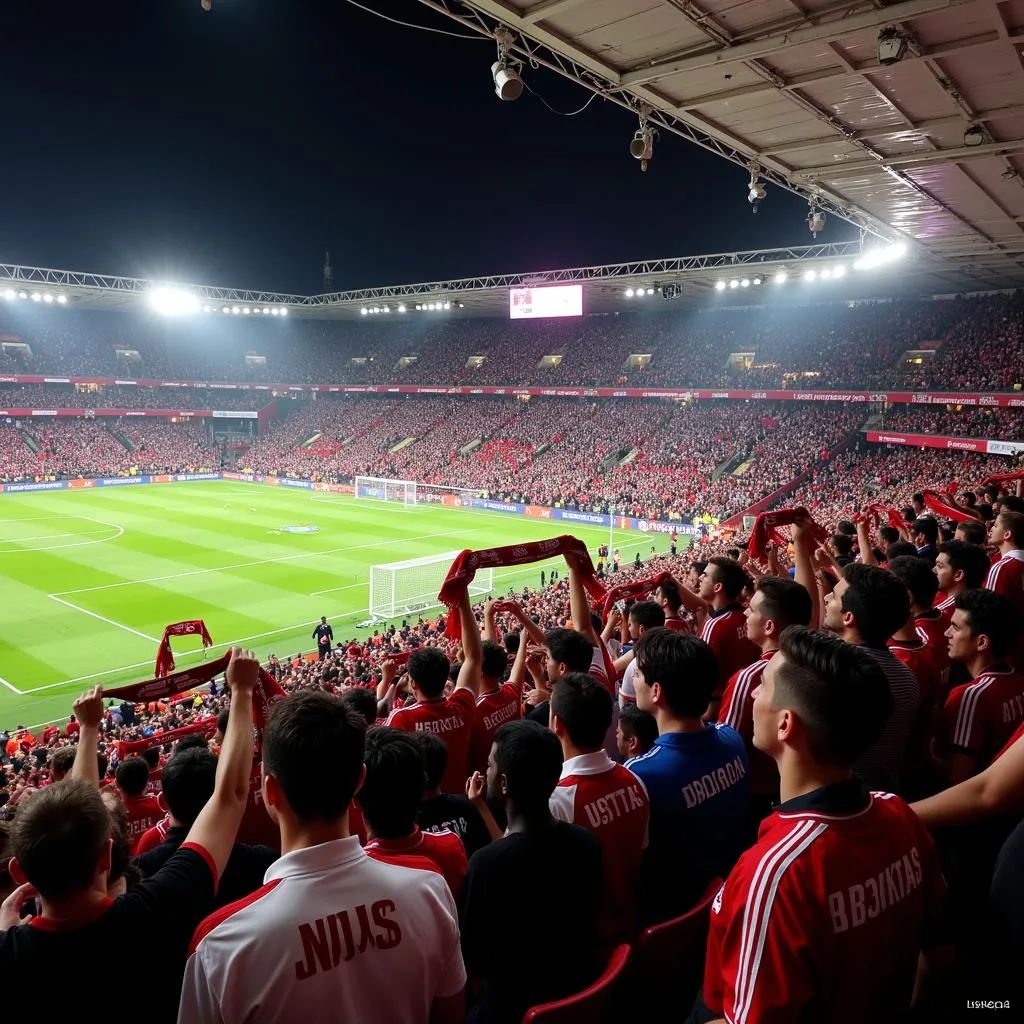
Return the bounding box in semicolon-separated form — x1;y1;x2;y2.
354;476;417;506
369;551;495;622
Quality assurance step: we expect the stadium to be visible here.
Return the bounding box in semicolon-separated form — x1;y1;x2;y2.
1;0;1023;1020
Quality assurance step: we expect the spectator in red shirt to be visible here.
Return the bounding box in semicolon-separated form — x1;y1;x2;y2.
114;756;164;853
360;727;468;900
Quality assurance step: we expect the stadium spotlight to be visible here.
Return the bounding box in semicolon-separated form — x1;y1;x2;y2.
820;268;833;279
148;286;200;316
280;307;288;316
877;27;907;66
18;291;27;299
43;293;53;303
360;307;368;315
242;307;251;315
804;269;817;281
729;280;739;289
963;124;984;147
806;203;826;237
625;287;635;297
3;289;15;300
774;271;787;284
398;304;406;313
222;306;230;313
491;28;523;100
444;301;451;309
832;265;846;278
740;279;750;288
747;164;766;213
645;287;654;296
854;241;907;271
415;304;422;311
231;306;240;315
57;294;67;304
753;277;762;286
714;281;726;291
271;307;280;316
31;293;41;302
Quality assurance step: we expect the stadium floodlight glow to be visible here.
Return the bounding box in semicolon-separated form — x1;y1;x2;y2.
753;277;762;286
833;265;846;278
398;304;406;313
729;279;739;289
854;241;907;271
740;279;750;288
57;294;67;304
242;307;251;315
222;306;230;313
148;286;201;317
231;306;240;314
646;288;654;296
820;268;832;279
714;281;726;291
261;306;269;314
3;289;15;300
444;301;452;309
279;307;288;316
43;293;53;303
774;271;787;284
271;307;280;316
360;307;368;315
804;269;817;281
18;291;27;299
625;287;635;297
31;292;41;302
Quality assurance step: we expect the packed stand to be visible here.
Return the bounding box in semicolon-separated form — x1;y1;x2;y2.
879;403;1024;441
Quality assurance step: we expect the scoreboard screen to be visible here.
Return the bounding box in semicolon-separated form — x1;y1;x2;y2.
508;284;583;320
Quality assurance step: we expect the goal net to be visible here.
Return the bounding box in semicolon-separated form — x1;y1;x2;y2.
355;476;417;505
369;551;495;622
354;476;486;507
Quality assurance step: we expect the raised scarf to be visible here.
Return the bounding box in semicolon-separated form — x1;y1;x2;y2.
155;620;213;678
600;573;670;621
116;717;217;761
749;508;827;561
921;489;979;524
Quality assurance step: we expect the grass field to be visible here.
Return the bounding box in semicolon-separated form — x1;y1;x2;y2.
0;481;674;729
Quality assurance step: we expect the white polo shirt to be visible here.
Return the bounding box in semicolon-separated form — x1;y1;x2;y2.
178;835;465;1024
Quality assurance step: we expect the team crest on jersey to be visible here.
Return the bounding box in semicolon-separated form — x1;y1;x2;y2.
713;882;725;914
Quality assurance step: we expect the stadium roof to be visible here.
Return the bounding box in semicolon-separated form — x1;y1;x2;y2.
414;0;1024;284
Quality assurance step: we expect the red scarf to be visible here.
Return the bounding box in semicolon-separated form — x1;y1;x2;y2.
381;650;413;671
155;620;213;678
921;489;979;524
982;470;1024;487
749;508;827;561
105;652;284;737
116;717;217;761
855;503;904;531
600;573;670;621
438;536;605;639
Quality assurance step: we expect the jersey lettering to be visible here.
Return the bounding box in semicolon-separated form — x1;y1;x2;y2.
682;754;747;808
828;847;923;933
294;901;404;980
414;715;462;735
481;701;519;732
581;783;646;828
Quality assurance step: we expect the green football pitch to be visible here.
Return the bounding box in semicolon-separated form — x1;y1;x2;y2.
0;482;675;730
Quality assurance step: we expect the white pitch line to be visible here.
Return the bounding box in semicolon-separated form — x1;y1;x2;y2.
0;673;19;694
51;526;491;598
309;582;366;598
46;595;161;644
0;528;116;545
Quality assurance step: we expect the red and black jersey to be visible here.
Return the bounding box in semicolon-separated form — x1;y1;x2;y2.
701;604;759;700
941;665;1024;770
701;781;946;1024
386;688;476;794
717;652;778;798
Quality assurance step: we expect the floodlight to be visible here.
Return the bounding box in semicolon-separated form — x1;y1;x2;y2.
715;281;726;291
625;288;634;297
231;306;240;315
820;268;832;280
804;270;817;281
43;294;53;303
3;289;15;300
415;304;422;311
444;301;451;309
774;272;787;284
492;61;523;101
630;127;654;170
646;288;654;296
57;294;67;304
271;308;280;315
242;307;251;315
833;265;846;278
31;293;41;302
963;124;984;147
729;280;739;289
398;304;406;313
18;291;27;299
741;279;750;288
853;242;907;271
877;27;907;66
360;308;368;315
807;206;826;237
753;277;762;286
222;306;230;313
279;307;288;316
148;286;201;316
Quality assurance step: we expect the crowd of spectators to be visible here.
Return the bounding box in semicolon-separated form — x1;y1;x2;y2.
879;404;1024;441
0;384;265;411
2;291;1022;391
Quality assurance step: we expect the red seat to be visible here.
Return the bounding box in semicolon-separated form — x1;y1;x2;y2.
522;944;631;1024
629;878;722;1010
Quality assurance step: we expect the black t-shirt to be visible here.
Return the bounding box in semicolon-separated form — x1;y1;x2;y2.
0;846;214;1022
313;623;333;647
417;794;490;858
134;825;278;908
459;821;602;1024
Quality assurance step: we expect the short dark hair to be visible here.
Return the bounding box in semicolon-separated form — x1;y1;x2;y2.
114;757;150;798
836;520;857;537
408;647;451;699
840;564;910;647
629;600;666;630
912;492;925;506
340;687;378;727
756;576;812;630
492;720;563;810
618;703;658;754
482;640;509;681
545;628;594;673
174;734;209;755
886;540;918;562
263;692;366;823
999;495;1024;515
879;526;900;545
216;709;230;735
551;673;613;750
656;581;682;613
50;748;76;777
996;511;1024;547
831;534;854;558
773;626;893;766
707;556;750;602
11;779;111;901
937;540;990;589
887;555;939;609
911;518;939;546
161;748;217;825
633;628;718;717
954;589;1020;659
411;731;447;791
956;520;987;545
358;727;425;839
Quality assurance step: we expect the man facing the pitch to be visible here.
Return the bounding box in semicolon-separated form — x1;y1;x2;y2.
312;617;333;662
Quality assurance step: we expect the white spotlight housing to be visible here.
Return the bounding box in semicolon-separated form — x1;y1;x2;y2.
833;265;846;278
492;61;523;101
630;127;654;170
807;207;827;237
963;124;984;147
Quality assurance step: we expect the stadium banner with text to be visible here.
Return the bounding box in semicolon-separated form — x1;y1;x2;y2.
865;431;1024;455
4;372;1024;408
0;408;211;418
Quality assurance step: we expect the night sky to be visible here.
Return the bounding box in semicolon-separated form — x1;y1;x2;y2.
0;0;856;295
